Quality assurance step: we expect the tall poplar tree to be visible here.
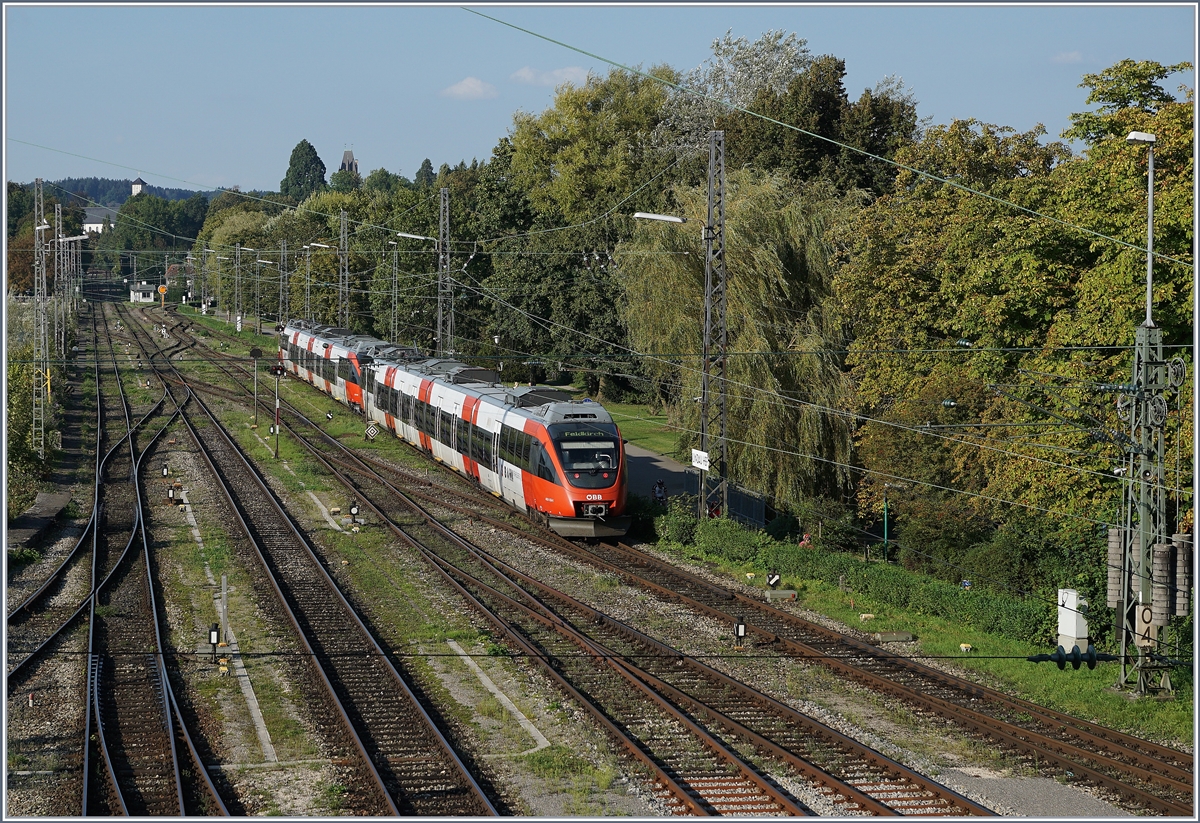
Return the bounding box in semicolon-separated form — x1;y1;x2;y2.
280;139;327;201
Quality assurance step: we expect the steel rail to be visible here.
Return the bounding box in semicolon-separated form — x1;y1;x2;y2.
171;378;495;815
578;542;1195;816
275;409;979;816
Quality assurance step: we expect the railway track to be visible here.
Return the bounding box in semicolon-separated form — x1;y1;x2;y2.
83;303;227;816
143;305;1192;815
267;392;992;815
129;312;499;815
9;300;225;816
567;540;1195;816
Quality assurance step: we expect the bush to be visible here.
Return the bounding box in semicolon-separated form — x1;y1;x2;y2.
623;493;664;541
654;494;697;545
673;515;1056;645
694;517;771;564
764;514;799;541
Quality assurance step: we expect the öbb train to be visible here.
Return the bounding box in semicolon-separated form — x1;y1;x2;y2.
278;320;631;538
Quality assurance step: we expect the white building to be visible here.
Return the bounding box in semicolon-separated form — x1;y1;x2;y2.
130;281;156;303
83;206;118;234
131;177;147;196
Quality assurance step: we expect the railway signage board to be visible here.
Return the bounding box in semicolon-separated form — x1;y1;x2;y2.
365;424;379;440
691;448;710;471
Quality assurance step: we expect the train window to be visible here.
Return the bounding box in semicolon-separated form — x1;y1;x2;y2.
519;431;533;470
500;425;513;465
439;410;453;446
532;440;561;485
473;425;491;465
469;424;481;462
457;418;469;453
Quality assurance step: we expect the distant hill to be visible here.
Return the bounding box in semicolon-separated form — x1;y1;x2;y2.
43;177;213;207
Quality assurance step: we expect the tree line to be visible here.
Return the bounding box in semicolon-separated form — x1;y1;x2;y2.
6;35;1192;622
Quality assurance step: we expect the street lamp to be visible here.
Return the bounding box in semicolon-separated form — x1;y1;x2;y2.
632;212;687;224
1126;131;1156;327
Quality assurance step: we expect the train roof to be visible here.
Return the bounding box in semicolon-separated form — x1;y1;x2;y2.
285;320;421;359
370;355;614;425
282;321;616;427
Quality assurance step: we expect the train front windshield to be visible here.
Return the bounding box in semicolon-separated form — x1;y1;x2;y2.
549;422;621;489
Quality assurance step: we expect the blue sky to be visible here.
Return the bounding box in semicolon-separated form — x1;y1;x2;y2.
4;3;1195;193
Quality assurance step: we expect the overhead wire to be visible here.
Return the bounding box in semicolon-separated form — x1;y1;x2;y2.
461;8;1194;271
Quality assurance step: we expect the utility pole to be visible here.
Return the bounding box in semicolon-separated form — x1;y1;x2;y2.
339;209;349;329
32;179;49;461
437;187;451;356
304;245;312;323
53;203;63;359
698;131;728;520
278;240;287;325
234;244;242;330
392;240;399;342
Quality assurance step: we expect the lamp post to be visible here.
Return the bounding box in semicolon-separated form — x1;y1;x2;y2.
633;131;726;522
396;231;440;352
310;243;332;325
1126;131;1156;328
257;259;275;334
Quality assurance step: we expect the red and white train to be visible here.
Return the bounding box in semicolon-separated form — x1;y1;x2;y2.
279;320;630;538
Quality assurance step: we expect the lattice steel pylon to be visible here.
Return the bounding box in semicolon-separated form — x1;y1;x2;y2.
698;131;728;519
391;242;399;342
437;188;452;356
1113;322;1183;694
338;210;349;329
32;179;49;460
234;245;242;324
1111;133;1189;696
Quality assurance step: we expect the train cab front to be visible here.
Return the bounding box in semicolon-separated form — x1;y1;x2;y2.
546;419;631;538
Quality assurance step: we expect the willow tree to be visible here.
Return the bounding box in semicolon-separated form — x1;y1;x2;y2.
617;170;860;509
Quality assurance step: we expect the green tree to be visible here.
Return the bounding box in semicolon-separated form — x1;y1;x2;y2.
722;57;920;195
508;66;675;224
363;167;409;195
330;168;362;193
618;171;859;506
279;139;327;201
1064;59;1192;144
414;158;435;188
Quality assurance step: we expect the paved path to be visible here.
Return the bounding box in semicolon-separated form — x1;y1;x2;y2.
624;443;695;502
